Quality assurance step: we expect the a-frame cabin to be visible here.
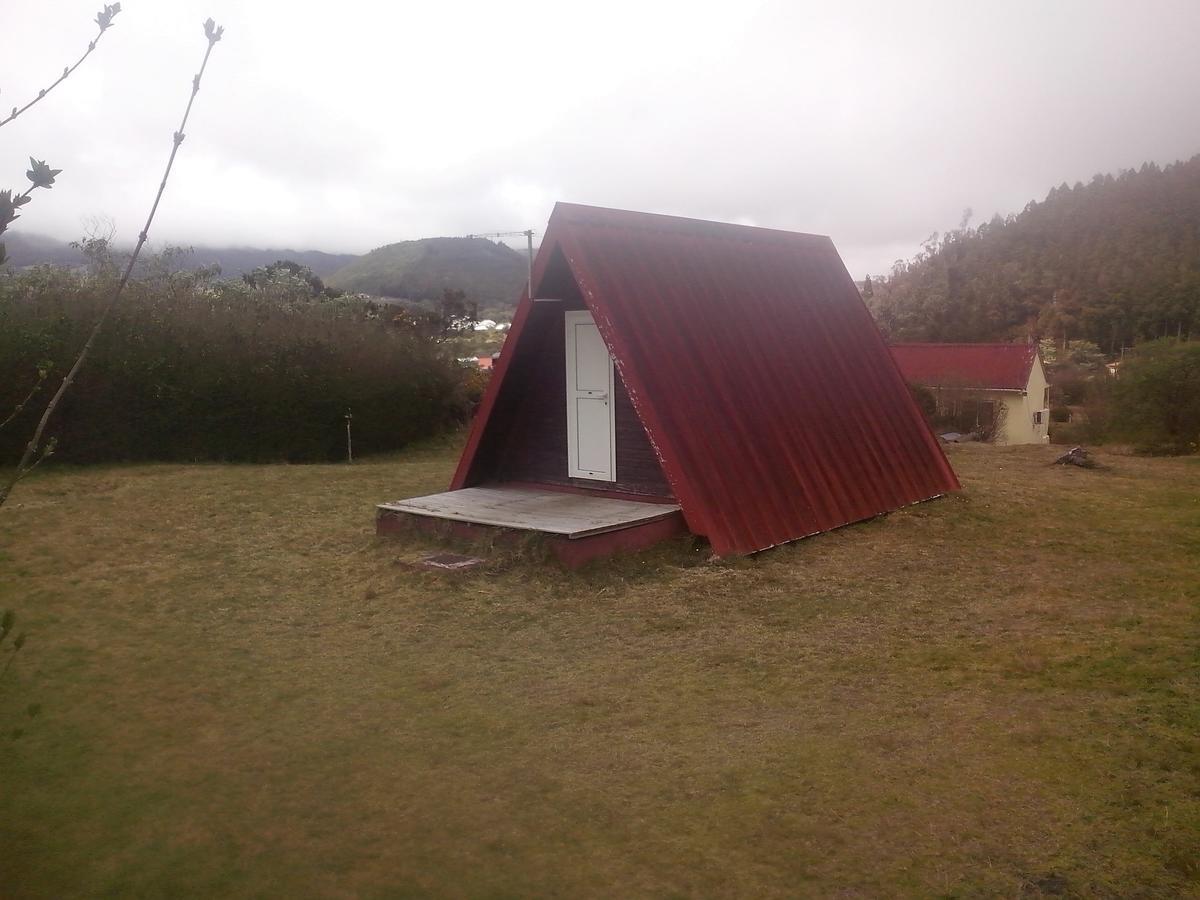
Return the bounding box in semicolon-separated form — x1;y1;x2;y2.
378;203;960;564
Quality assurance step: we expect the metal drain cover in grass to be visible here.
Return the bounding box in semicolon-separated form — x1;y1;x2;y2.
419;553;485;571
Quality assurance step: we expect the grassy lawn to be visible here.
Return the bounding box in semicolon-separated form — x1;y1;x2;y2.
1;439;1197;897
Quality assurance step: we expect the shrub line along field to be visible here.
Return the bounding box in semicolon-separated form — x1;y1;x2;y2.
1;440;1197;897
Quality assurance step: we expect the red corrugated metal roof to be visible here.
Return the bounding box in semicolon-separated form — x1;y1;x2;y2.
890;343;1037;391
453;203;960;556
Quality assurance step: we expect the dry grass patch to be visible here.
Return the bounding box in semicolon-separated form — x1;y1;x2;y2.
1;439;1198;897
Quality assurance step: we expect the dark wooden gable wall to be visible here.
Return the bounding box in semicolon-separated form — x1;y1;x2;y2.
467;249;673;499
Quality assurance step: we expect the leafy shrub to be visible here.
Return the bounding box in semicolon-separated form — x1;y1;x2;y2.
1108;339;1200;455
461;367;491;415
907;382;937;421
1052;371;1090;405
0;258;474;463
1050;406;1072;423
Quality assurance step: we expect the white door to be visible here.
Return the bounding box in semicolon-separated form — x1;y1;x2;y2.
564;310;616;481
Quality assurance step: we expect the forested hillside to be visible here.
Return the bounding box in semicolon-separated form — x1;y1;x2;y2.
867;155;1200;353
3;232;357;278
326;236;527;307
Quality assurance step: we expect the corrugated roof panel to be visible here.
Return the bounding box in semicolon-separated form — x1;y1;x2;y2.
890;343;1037;391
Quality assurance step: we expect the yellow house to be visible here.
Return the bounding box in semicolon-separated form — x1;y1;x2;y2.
890;343;1050;445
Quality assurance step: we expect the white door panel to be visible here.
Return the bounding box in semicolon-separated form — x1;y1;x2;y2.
574;398;612;473
573;323;610;392
565;311;616;481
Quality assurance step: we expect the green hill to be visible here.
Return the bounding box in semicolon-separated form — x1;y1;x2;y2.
326;236;527;308
867;154;1200;352
2;231;358;277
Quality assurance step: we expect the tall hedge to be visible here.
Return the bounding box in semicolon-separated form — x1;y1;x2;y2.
0;262;475;463
1109;339;1200;454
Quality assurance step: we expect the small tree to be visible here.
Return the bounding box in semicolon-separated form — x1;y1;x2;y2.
974;397;1008;444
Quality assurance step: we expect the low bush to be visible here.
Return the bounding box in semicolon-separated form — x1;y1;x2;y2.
1109;339;1200;455
0;257;475;463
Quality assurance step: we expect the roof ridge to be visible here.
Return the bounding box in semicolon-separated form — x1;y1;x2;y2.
551;201;831;243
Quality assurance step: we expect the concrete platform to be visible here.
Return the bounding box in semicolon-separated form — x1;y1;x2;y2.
377;486;681;539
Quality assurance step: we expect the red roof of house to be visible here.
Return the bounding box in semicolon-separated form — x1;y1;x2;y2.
890;343;1038;391
452;203;960;556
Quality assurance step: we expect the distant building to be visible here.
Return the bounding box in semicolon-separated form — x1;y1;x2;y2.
458;354;499;370
891;343;1050;445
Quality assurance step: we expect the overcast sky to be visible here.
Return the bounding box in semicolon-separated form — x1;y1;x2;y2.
5;0;1200;278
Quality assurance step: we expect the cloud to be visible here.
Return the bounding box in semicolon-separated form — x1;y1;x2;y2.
3;0;1198;277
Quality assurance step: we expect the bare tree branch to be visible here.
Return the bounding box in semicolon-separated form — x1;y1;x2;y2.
0;367;50;433
0;4;122;130
0;19;224;509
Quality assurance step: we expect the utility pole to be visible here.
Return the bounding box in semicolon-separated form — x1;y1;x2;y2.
525;229;534;300
465;229;536;299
